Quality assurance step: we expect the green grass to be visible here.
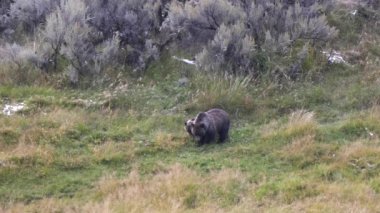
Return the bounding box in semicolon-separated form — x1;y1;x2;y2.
1;58;380;211
1;7;380;213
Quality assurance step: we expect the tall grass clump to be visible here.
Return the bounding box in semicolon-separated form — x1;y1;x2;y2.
187;73;254;113
286;110;317;137
263;110;318;143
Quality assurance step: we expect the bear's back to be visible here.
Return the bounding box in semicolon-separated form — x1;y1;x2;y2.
206;108;230;129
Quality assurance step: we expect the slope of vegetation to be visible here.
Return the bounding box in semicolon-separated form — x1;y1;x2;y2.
1;0;380;212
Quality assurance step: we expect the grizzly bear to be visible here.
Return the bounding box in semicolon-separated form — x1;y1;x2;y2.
185;108;230;146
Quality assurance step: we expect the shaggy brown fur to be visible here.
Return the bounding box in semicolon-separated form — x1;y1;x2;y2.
185;108;230;146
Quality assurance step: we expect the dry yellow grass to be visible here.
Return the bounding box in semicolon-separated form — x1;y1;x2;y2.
2;198;71;213
308;182;379;213
100;166;249;212
281;134;316;156
331;141;380;175
260;120;281;139
0;108;86;146
285;110;317;136
0;143;54;167
0;108;88;168
1;164;251;213
153;131;187;151
91;141;136;163
43;108;86;130
262;110;317;141
3;183;378;213
252;179;380;213
76;164;249;212
89;164;203;212
3;136;378;212
338;141;380;162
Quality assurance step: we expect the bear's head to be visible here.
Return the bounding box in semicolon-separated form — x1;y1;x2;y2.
184;118;195;136
192;112;209;140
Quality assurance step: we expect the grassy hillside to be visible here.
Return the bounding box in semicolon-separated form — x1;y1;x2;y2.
1;5;380;213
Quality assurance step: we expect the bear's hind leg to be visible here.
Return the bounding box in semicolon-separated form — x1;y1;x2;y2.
218;124;230;143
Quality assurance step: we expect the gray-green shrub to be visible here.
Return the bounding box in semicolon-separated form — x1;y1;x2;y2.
9;0;58;34
166;0;337;79
85;0;163;70
0;0;342;86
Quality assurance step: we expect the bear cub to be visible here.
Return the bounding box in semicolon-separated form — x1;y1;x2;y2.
184;108;230;146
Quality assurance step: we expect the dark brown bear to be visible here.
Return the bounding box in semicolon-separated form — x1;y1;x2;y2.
185;108;230;146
